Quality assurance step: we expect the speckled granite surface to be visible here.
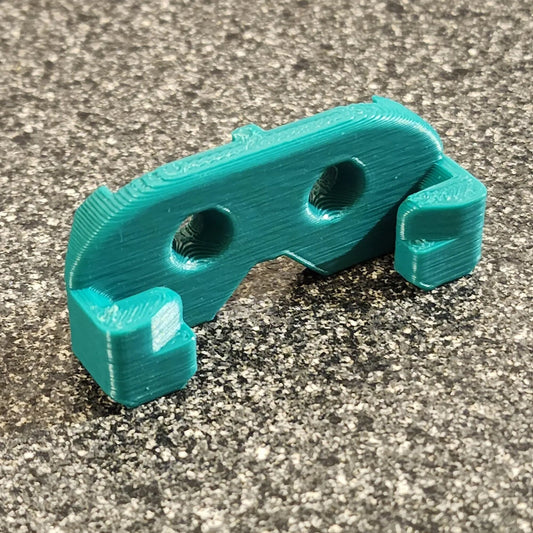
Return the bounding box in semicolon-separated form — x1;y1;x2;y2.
1;0;532;531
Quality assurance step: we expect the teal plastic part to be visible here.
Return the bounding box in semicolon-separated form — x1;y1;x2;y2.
65;96;486;407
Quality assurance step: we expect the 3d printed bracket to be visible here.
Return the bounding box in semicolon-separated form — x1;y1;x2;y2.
65;96;486;407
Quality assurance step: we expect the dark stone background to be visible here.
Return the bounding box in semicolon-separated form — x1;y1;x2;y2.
1;0;531;531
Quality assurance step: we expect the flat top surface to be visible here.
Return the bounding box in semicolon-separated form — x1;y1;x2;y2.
1;1;531;531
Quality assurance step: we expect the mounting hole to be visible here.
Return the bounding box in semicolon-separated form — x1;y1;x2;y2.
172;208;233;263
308;160;365;218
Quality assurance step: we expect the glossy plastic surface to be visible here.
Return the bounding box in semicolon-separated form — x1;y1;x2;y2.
65;96;486;406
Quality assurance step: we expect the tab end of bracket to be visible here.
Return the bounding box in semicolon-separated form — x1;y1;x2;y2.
67;287;197;407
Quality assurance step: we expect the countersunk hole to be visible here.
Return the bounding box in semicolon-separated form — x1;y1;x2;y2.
308;160;365;218
172;208;233;263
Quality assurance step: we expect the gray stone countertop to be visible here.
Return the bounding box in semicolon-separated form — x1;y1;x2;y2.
0;0;531;531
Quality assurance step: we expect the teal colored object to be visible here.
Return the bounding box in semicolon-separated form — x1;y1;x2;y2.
65;96;486;407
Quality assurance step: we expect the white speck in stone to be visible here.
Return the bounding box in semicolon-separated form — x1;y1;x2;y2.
201;517;225;533
255;446;270;461
336;472;347;485
396;480;411;496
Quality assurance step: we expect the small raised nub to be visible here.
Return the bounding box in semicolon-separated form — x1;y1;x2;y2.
231;123;264;143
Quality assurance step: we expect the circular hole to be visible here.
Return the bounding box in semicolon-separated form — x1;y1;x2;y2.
172;208;233;263
308;160;365;218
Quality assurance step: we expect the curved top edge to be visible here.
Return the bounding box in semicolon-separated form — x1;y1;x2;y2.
114;96;442;201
